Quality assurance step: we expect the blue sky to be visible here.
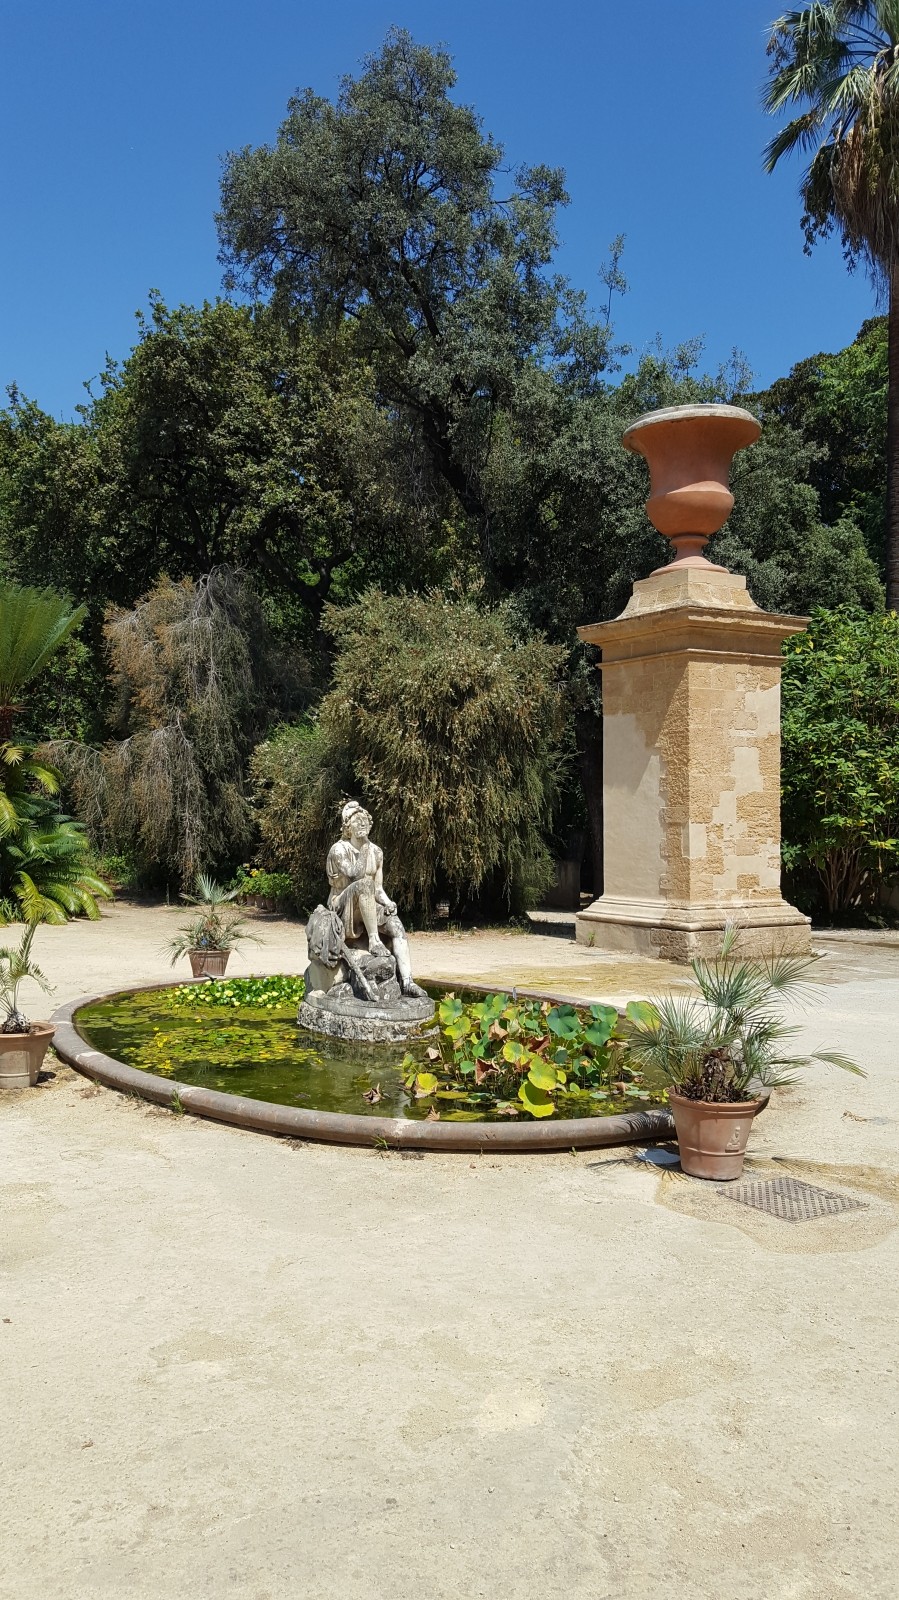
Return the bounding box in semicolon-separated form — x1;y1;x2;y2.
0;0;877;419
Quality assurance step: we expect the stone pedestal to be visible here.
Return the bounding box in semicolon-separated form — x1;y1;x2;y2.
575;565;811;963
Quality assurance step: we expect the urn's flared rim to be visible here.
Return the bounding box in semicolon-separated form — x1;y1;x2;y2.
622;403;761;453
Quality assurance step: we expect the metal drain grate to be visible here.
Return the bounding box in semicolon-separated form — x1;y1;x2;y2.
719;1175;866;1223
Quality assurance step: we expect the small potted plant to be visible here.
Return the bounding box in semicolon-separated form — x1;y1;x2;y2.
621;925;863;1179
233;865;293;913
167;874;256;979
0;923;55;1088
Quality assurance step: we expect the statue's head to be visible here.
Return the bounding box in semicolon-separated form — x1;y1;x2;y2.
341;800;372;842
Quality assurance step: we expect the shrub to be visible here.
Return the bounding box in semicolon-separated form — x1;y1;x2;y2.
252;590;566;915
0;742;111;924
52;568;297;889
781;607;899;917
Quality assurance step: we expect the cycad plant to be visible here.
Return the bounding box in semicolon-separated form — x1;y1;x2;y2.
764;3;899;605
0;922;53;1032
0;742;112;924
0;582;87;740
167;874;255;962
621;925;863;1102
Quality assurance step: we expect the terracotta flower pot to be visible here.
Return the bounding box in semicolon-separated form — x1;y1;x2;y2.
188;948;230;979
0;1024;55;1089
668;1088;764;1181
622;403;761;569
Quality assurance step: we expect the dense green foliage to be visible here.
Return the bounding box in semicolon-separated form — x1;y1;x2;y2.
252;590;565;913
764;2;899;606
219;29;608;542
781;608;899;915
54;569;293;889
0;30;891;912
0;743;111;925
231;866;295;906
0;582;87;739
759;317;887;568
0;579;111;925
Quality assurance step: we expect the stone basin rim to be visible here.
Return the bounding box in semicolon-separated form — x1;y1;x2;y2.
50;979;680;1153
622;402;761;444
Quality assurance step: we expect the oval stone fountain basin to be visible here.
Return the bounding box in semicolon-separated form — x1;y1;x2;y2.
51;981;676;1152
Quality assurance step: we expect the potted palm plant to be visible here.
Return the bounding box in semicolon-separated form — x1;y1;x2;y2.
167;874;256;978
0;923;55;1088
621;926;863;1179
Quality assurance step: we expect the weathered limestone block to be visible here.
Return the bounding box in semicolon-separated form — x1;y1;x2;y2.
576;565;811;962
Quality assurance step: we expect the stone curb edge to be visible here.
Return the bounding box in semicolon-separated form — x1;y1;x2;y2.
50;982;677;1154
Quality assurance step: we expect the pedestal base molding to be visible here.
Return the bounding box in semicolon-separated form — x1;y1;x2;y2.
576;896;811;963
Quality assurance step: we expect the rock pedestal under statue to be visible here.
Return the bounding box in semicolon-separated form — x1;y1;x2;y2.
575;404;812;964
298;801;436;1043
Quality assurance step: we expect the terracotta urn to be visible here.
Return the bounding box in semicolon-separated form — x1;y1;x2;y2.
188;948;230;979
0;1023;55;1089
668;1088;764;1181
622;403;761;569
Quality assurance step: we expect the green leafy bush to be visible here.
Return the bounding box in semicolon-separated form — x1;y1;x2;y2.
252;590;566;915
781;608;899;916
232;865;295;905
401;991;658;1118
53;569;298;890
0;742;111;924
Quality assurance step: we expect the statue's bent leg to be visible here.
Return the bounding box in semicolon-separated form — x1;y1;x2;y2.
357;884;388;955
383;914;427;997
336;880;386;956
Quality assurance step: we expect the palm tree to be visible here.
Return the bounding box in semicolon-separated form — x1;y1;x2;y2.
0;581;87;739
764;3;899;608
0;922;53;1032
621;924;862;1101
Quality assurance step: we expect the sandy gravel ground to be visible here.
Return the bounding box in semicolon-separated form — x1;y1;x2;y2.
1;903;898;1599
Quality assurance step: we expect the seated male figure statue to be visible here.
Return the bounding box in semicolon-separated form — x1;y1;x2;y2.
323;801;426;999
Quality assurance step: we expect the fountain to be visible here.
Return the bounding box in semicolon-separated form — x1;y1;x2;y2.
296;800;436;1044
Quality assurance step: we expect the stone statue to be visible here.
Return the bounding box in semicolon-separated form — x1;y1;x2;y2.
299;801;434;1043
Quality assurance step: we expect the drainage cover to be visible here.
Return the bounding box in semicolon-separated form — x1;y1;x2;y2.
719;1175;866;1223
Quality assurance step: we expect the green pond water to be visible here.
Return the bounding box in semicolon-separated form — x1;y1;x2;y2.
75;984;663;1123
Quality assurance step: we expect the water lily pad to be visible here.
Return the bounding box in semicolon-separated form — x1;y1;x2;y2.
518;1080;554;1118
526;1058;558;1091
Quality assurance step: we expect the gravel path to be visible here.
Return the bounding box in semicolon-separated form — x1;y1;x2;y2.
1;903;897;1598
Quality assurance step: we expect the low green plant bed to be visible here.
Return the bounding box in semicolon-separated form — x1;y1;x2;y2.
167;975;306;1010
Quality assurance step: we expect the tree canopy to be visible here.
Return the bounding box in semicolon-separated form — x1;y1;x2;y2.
764;1;899;604
218;28;610;546
0;27;891;917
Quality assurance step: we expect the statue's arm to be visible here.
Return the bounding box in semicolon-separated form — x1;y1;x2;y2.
373;848;396;912
327;841;358;889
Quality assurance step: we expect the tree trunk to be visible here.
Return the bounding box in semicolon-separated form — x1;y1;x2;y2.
887;262;899;611
574;709;604;898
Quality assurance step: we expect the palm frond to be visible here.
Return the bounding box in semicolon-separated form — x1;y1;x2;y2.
0;583;87;707
620;920;865;1097
811;1047;866;1074
765;1;899;271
